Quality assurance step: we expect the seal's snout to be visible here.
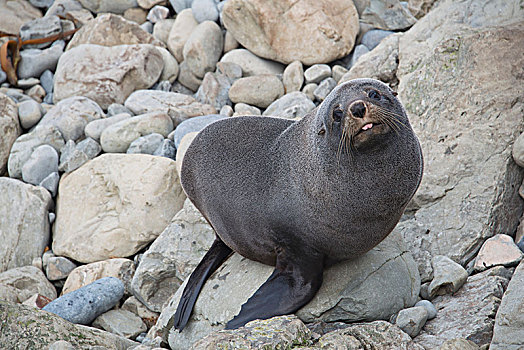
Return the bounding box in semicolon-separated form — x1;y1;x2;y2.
350;101;366;118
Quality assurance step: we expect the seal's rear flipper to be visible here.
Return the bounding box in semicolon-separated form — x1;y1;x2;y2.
225;250;324;329
170;238;232;332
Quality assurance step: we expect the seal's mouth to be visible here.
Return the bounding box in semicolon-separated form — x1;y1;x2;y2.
356;122;382;136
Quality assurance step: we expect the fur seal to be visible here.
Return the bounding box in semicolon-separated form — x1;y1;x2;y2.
171;78;423;331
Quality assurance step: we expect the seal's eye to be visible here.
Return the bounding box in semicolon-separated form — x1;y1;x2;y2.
368;90;380;100
332;108;344;123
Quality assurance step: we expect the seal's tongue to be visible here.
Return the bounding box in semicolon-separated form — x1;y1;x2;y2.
362;123;373;131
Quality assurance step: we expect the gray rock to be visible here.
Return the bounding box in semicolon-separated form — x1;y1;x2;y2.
22;144;59;186
45;0;84;17
304;64;332;84
229;75;284;108
153;138;176;159
43;92;54;104
282;60;303;93
84;113;132;142
194;71;233;110
0;301;138;349
233;103;261;116
191;0;218;23
428;255;468;298
92;309;147;339
46;257;77;281
361;29;395;50
512;131;524;167
127;133;165;154
156;80;173;91
17;42;64;80
47;340;75;350
16;77;40;89
219;104;234;117
0;266;57;302
301;83;318;101
157;47;179;83
438;338;480;350
332;65;348;82
140;21;153;33
0;70;6;84
359;0;417;30
173;114;226;148
415;299;437;319
216;61;242;81
167;8;199;62
39;171;60;197
169;0;193;13
474;234;524;272
220;49;285;77
183;21;223;79
263;91;316;119
77;0;138;14
395;306;428;338
20;15;62;49
77;137;102;159
349;44;371;67
58;140;89;173
147;5;170;23
177;60;203;92
108;103;132;117
43;277;125;325
313;77;337;101
29;0;54;8
490;260;524;350
18;99;43;129
121;296;160;329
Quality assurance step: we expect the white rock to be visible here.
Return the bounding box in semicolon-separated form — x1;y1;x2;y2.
229;75;284;108
167;8;198;62
18;99;43;129
85;113;132;142
220;49;284;77
183;21;223;79
21;144;59;186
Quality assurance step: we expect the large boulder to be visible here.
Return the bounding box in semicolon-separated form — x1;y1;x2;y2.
222;0;359;65
393;0;524;281
0;266;56;302
52;154;186;263
0;92;21;175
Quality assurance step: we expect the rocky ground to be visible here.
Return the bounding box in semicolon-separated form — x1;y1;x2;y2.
0;0;523;349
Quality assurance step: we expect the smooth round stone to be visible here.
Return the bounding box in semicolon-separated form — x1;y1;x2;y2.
153;139;176;159
395;306;428;338
313;77;337;101
191;0;219;23
302;83;318;101
147;5;170;23
229;75;284;108
46;256;77;281
219;104;234;117
43;277;125;325
304;64;331;84
39;171;60;197
263;91;316;119
40;70;54;94
332;65;348;82
283;60;304;93
84;113;132;142
18;99;43;129
17;43;64;80
167;8;199;63
173;114;226;148
183;20;224;79
350;44;370;67
140;21;153;33
153;18;175;45
415;299;437;320
169;0;193;13
107;104;132;117
22;145;59;186
233;103;261;116
127;133;165;154
20;15;62;49
220;49;285;77
361;29;395;50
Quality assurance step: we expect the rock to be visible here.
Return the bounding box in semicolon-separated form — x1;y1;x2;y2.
169;0;192;13
192;316;311;349
262;91;316;119
46;257;77;281
222;0;359;65
219;105;234;117
282;60;304;93
131;199;215;313
124;90;216;126
127;133;165;154
473;234;524;272
43;277;124;325
17;77;40;89
85;113;132;142
428;255;468;298
0;70;6;84
331;65;348;83
100;112;173;153
0;0;41;35
138;0;164;9
18;99;43;129
166;8;199;62
415;299;437;319
153;138;176;158
438;338;480;350
175;132;197;175
339;33;401;85
108;103;132;116
47;340;75;350
173;114;226;148
512;131;524;167
140;21;153;33
124;7;148;23
0;283;19;304
304;64;332;84
25;84;46;103
223;30;239;53
21;144;59;186
40;69;54;93
17;43;64;79
0;92;21;175
194;71;233;111
191;0;218;23
0;301;138;349
177;60;203;91
414;267;511;348
393;2;524;282
77;0;138;14
53;154;185;263
233;103;261;116
358;0;417;30
122;296;159;328
313;77;337;101
349;44;370;68
67;13;163;50
361;29;395;50
45;0;84;17
157;47;179;83
19;15;62;50
490;260;524;350
220;49;284;77
39;96;104;142
54;44;163;109
0;265;56;303
395;306;428;338
63;258;135;295
216;61;242;81
0;178;52;273
229;75;284;108
147;5;169;23
183;21;223;79
302;83;317;101
77;137;102;159
22;293;52;309
40;172;59;197
93;309;147;339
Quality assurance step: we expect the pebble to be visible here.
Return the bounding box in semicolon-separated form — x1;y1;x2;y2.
42;250;56;271
428;255;468;298
220;49;285;77
39;171;60;197
153;139;176;159
191;0;219;23
84;113;132;142
43;277;125;325
224;30;239;53
332;65;349;82
147;5;170;23
283;60;304;93
43;93;53;104
183;20;224;79
234;103;261;116
176;132;198;175
92;309;147;339
20;15;62;49
219;104;234;116
127;133;165;154
154;80;172;91
77;137;102;159
21;145;59;186
18;99;43;129
263;91;316;119
395;306;428;338
121;296;160;328
229;75;284;108
40;70;54;94
157;47;180;83
178;60;203;91
17;78;40;89
138;0;165;10
46;256;77;281
107;104;132;117
361;29;395;50
302;83;318;101
48;340;75;350
29;0;54;8
313;77;337;101
66;9;95;25
140;21;154;33
22;293;52;309
304;64;332;84
17;42;64;80
25;85;46;103
167;8;199;63
173;114;226;148
153;19;175;45
415;299;437;319
473;234;524;271
124;7;148;24
48;212;56;225
169;0;193;13
350;44;371;67
59;140;89;173
194;71;233;110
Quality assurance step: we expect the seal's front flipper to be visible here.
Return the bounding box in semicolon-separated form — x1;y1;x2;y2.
170;238;232;332
225;249;324;329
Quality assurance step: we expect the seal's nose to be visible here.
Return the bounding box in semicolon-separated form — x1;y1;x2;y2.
350;102;366;118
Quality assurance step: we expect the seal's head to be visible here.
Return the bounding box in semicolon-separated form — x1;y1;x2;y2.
318;78;409;155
